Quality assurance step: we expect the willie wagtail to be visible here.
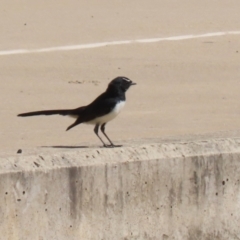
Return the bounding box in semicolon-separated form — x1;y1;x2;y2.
18;76;136;147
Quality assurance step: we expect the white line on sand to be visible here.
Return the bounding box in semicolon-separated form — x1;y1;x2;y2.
0;31;240;56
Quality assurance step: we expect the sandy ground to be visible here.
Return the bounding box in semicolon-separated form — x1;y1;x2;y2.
0;0;240;156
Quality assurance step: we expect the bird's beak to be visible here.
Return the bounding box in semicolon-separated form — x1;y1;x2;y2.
131;82;136;86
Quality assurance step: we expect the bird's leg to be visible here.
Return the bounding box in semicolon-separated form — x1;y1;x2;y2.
100;123;120;147
94;124;108;147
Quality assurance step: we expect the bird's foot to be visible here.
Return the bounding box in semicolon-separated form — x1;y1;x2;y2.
103;144;122;148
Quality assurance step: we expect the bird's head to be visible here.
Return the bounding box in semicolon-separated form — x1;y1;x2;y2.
108;76;136;93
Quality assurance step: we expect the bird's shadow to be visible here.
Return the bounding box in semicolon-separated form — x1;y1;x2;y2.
41;145;89;149
41;145;123;149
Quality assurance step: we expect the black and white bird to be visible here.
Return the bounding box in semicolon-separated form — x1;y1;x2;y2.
18;76;136;147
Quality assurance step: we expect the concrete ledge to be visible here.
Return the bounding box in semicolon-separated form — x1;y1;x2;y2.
1;138;240;239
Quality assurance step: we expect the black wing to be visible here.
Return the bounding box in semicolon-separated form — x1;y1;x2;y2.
81;93;119;122
66;92;119;131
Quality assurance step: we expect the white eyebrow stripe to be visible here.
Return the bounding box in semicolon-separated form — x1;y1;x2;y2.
122;77;131;82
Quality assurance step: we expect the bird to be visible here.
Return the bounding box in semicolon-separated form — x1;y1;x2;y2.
18;76;136;147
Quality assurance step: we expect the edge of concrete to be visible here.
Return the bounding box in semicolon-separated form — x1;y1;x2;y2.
2;137;240;173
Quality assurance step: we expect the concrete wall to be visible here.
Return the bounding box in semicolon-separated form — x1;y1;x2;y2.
1;138;240;240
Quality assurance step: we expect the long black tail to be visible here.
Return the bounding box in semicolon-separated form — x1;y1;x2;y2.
18;106;86;131
18;109;74;117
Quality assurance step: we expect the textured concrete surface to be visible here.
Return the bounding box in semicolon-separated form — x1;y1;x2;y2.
1;138;240;240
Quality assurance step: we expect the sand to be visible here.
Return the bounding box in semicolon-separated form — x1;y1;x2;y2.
1;0;240;155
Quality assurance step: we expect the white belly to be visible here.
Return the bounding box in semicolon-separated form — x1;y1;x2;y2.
86;100;125;125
